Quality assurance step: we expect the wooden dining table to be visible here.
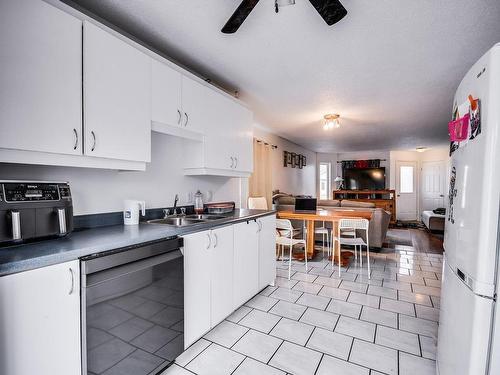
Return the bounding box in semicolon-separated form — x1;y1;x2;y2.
276;208;373;266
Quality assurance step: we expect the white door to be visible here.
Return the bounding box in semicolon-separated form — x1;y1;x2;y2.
233;220;260;308
421;161;445;214
0;260;81;375
0;0;82;155
83;21;151;162
151;59;183;127
183;230;212;347
210;226;234;326
396;160;418;221
258;215;276;290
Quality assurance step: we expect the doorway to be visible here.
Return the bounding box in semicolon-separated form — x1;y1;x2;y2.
421;161;446;215
396;161;418;221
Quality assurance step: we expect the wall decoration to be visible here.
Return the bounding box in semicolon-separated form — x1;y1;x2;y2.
283;150;307;169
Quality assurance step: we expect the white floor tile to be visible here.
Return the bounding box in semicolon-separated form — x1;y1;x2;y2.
175;339;211;367
239;309;281;334
314;276;342;288
398;290;433;307
274;276;298;289
335;316;376;342
269;341;322;375
232;329;283;363
245;295;279;311
339;280;369;293
399;315;438;338
186;344;244;375
348;291;380;308
270;317;314;345
318;285;350;301
291;272;318;282
299;307;339;331
367;285;398;299
269;300;307;320
306;327;352;360
293;280;323;294
375;325;420;355
415;305;440;322
233;357;285;375
226;306;252;324
412;284;441;297
204;321;248;348
161;364;194;375
296;292;331;310
316;355;369;375
419;335;437;360
349;339;398;375
380;297;416;316
269;287;303;303
360;306;397;328
326;299;362;319
399;352;437;375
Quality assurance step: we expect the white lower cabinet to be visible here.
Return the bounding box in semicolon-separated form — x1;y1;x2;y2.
233;220;260;308
0;260;81;375
183;215;275;347
258;214;277;290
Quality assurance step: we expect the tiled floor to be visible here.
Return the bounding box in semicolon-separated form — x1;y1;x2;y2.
163;238;442;375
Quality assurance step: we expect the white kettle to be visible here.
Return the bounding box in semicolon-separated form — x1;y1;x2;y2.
123;200;146;225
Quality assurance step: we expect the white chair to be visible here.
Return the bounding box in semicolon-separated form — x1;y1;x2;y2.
248;196;268;209
314;221;331;258
276;219;307;279
332;218;370;279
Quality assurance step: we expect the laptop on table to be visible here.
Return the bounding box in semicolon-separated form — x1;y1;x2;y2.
294;198;317;212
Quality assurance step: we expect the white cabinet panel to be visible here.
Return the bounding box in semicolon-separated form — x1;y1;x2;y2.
84;21;151;162
0;0;82;155
152;59;182;127
0;260;81;375
210;226;234;326
258;215;276;290
183;230;212;348
181;76;215;134
233;220;260;308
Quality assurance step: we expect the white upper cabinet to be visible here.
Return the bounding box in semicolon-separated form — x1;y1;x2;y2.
83;21;151;162
0;260;81;375
181;76;218;134
151;59;183;128
0;0;82;155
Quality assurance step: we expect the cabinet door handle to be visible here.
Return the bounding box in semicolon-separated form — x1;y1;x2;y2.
213;232;218;248
258;221;262;233
73;128;78;150
230;157;234;168
206;233;212;249
91;131;96;151
68;268;75;295
177;109;182;125
234;157;238;169
184;112;189;127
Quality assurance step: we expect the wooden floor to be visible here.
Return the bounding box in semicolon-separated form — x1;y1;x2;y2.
384;227;444;254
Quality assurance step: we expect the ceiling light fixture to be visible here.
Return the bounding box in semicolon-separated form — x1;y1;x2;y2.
275;0;296;13
323;114;340;130
416;147;427;153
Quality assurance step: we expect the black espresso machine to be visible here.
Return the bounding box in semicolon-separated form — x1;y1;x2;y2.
0;181;73;246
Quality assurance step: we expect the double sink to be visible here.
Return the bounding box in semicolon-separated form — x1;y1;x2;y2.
146;214;228;227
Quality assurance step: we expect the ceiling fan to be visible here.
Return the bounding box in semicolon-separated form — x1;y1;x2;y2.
221;0;347;34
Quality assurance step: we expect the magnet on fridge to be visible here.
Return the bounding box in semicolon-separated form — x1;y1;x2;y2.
448;114;470;142
468;96;481;140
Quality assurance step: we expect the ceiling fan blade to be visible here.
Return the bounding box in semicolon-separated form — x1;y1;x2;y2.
221;0;260;34
308;0;347;26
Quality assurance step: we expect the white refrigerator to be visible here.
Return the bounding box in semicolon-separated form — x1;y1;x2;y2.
437;43;500;375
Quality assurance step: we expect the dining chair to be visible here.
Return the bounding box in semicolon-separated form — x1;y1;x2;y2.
248;196;268;209
314;221;330;258
332;218;370;278
276;219;307;279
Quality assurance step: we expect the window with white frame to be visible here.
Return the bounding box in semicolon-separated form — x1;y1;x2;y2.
319;162;331;200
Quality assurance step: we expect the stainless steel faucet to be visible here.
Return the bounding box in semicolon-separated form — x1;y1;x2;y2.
173;194;179;214
163;194;180;218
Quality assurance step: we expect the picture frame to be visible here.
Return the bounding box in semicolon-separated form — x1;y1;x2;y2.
283;151;289;167
295;154;301;167
290;153;297;168
302;155;307;167
298;155;303;169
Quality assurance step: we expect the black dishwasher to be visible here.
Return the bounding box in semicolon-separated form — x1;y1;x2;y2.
80;236;184;375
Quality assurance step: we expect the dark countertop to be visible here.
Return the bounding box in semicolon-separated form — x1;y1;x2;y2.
0;209;275;276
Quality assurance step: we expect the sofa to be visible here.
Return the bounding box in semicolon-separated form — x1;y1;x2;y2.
274;195;391;249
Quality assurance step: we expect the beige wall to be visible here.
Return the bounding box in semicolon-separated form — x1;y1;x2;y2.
253;126;317;197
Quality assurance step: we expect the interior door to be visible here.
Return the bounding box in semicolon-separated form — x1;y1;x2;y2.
83;21;151;162
0;0;82;155
396;160;418;221
421;161;445;214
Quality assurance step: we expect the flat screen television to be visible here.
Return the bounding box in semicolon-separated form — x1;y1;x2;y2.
344;167;386;190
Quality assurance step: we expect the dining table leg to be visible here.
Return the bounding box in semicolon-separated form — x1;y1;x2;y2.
306;219;315;259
